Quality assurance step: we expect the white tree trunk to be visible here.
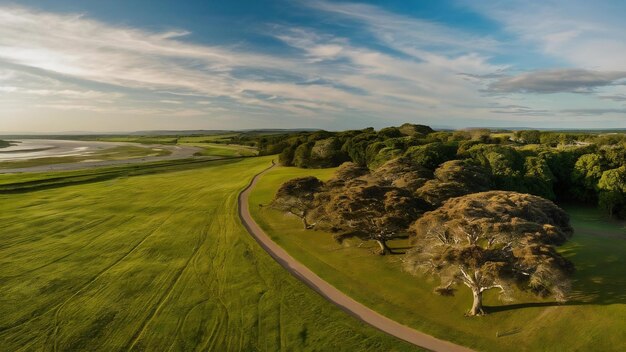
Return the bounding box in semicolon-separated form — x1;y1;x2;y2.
468;287;485;316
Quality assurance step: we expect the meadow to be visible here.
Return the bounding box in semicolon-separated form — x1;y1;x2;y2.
92;135;258;158
0;156;419;351
249;165;626;352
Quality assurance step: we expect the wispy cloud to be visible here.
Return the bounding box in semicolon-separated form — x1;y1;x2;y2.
1;2;625;132
0;4;507;130
561;108;626;115
488;69;626;93
304;0;499;57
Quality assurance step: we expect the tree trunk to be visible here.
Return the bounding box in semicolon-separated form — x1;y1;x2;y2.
468;287;485;316
301;210;312;229
375;240;392;255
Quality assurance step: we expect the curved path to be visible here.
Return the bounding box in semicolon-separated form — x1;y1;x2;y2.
238;162;475;352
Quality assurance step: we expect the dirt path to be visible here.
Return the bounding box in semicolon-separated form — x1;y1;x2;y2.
238;162;475;352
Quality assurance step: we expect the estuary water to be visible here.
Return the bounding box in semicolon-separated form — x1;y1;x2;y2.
0;139;124;161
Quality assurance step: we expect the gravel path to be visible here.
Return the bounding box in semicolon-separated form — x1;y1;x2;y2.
238;161;475;352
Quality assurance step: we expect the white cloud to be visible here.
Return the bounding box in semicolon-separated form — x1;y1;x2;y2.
488;69;626;93
1;2;623;132
463;0;626;71
304;0;499;57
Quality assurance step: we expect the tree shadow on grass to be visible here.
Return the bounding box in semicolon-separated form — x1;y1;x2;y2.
484;279;626;314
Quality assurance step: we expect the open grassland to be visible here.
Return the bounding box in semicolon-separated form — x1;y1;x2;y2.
0;156;419;352
178;134;240;144
249;166;626;352
93;136;180;144
188;143;257;158
94;135;257;158
0;146;171;170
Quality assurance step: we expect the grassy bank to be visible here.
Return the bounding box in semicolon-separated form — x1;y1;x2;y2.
0;139;15;149
249;165;626;352
0;156;419;351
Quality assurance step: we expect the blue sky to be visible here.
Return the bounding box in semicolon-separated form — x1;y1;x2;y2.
1;0;625;132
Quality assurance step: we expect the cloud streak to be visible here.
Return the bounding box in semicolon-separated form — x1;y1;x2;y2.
488;69;626;93
1;2;625;132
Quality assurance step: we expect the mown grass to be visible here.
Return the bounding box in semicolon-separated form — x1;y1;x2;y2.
178;134;240;144
0;156;420;351
249;165;626;352
0;146;171;169
187;143;257;157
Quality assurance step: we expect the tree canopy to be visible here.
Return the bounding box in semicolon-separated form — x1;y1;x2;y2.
405;191;574;315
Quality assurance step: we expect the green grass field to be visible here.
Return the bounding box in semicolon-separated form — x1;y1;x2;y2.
93;136;180;144
0;156;420;351
0;146;171;170
93;135;258;158
249;165;626;352
188;143;257;157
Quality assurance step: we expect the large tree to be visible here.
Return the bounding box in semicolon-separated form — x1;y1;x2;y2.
372;157;432;192
271;176;323;228
405;191;574;316
415;160;493;208
598;166;626;218
320;183;423;255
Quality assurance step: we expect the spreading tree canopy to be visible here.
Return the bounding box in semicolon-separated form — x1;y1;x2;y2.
405;191;574;316
271;176;323;228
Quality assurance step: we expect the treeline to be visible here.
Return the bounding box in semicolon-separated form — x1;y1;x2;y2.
258;124;626;218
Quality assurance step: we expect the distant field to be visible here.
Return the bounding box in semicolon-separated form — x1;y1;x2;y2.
249;166;626;352
178;134;240;144
94;136;180;144
188;143;257;157
0;157;419;351
93;134;258;158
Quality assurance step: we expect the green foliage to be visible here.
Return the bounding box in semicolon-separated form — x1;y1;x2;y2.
515;130;541;144
247;124;625;218
598;166;626;218
378;127;402;138
278;144;297;166
571;153;605;201
404;142;457;170
341;132;378;166
467;145;525;191
293;141;314;168
368;147;403;169
524;156;556;199
398;123;435;137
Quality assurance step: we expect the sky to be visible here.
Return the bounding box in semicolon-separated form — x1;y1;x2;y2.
1;0;625;133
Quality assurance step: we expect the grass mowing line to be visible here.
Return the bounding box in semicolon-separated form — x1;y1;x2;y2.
2;215;128;279
51;212;177;352
2;156;423;351
127;212;221;350
0;209;179;336
124;232;203;351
